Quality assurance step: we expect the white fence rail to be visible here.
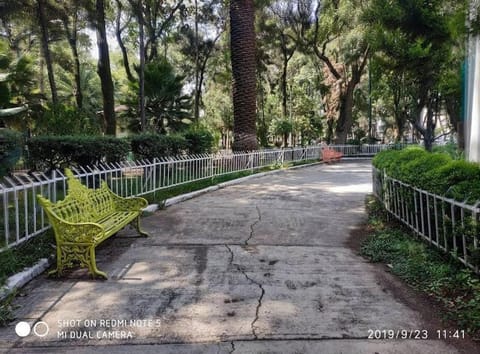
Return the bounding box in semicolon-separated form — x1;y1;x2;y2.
1;144;405;251
373;167;480;274
0;146;323;251
327;143;409;157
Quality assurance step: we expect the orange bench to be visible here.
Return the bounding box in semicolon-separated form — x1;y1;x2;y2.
321;147;343;163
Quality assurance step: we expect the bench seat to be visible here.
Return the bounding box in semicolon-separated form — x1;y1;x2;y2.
37;169;148;279
321;147;343;163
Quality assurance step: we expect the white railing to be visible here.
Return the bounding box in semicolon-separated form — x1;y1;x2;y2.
0;146;322;251
373;167;480;274
327;143;409;157
1;144;405;251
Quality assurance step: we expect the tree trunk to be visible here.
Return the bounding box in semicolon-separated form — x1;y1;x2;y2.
282;54;288;119
95;0;116;136
115;0;135;83
37;0;58;106
280;33;294;120
62;12;83;109
230;0;257;151
137;4;146;131
193;0;200;122
334;82;355;144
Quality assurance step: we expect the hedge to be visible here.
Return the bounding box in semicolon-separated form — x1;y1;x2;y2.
130;134;188;160
131;129;215;160
184;128;214;154
373;147;480;203
27;135;130;171
0;129;22;177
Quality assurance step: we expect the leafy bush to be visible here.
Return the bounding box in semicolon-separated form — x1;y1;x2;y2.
373;148;480;204
0;129;22;177
27;135;129;171
432;142;464;160
397;153;450;187
184;127;215;154
425;160;480;202
362;197;480;338
130;134;187;160
372;146;426;178
34;104;101;136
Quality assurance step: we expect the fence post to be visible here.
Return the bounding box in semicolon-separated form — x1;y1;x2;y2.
52;169;57;202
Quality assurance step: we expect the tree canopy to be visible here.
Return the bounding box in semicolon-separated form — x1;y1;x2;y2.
0;0;471;150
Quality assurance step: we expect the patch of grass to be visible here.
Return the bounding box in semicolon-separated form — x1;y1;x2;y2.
0;291;18;326
0;231;55;286
142;170;254;204
0;232;54;327
362;196;480;339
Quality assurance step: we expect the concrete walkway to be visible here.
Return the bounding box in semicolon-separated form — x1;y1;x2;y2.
0;161;468;353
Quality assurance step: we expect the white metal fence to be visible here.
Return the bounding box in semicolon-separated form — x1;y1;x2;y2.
1;144;406;251
373;167;480;274
327;143;409;157
1;146;324;251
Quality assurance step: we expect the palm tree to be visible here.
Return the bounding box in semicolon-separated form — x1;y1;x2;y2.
230;0;257;151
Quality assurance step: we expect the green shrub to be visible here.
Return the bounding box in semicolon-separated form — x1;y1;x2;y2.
398;153;450;188
373;147;480;204
184;127;215;154
34;104;101;136
130;133;187;160
432;143;464;160
0;129;22;177
27;135;129;171
373;147;426;178
425;160;480;201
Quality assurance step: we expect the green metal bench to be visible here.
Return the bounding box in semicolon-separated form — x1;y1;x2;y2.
37;169;148;279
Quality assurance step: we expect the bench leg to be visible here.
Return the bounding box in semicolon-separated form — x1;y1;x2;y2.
88;246;107;279
49;243;107;279
133;216;149;237
48;245;65;277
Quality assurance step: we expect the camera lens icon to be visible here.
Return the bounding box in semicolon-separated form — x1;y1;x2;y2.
15;321;49;338
15;322;31;337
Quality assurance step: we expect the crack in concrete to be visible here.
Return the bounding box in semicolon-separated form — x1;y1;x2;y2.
229;341;236;353
245;205;261;245
225;245;265;340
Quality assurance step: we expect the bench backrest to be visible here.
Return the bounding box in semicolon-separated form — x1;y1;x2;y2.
38;169;116;224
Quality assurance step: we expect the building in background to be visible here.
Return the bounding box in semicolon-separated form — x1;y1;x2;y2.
466;0;480;162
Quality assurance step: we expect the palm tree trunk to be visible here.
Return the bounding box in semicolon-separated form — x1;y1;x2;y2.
230;0;257;151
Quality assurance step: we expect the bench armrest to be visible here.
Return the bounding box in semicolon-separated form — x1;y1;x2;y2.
102;183;148;211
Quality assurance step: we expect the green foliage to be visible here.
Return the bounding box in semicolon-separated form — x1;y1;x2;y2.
0;291;17;327
426;160;480;202
0;231;54;286
362;197;480;338
432;143;464;160
0;129;22;177
397;153;450;187
363;0;465;146
131;128;215;159
126;58;192;133
130;134;188;160
372;147;427;178
272;119;293;146
34;104;101;136
27;135;129;171
373;148;480;203
184;127;215;154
